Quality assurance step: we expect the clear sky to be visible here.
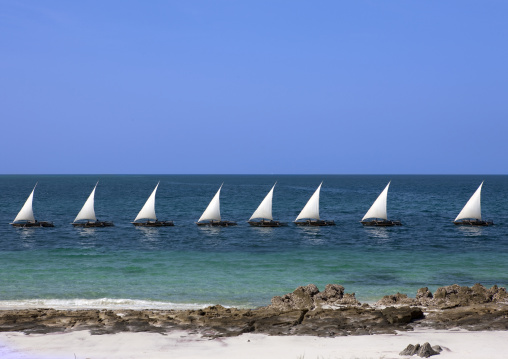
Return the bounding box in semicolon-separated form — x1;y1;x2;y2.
1;1;506;174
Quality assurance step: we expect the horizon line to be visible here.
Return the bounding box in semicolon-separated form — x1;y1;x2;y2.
0;173;506;176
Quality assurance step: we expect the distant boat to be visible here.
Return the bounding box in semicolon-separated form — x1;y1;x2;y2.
294;182;335;226
132;182;174;227
454;181;493;226
361;181;401;226
196;184;237;226
10;184;54;227
72;182;114;227
248;183;286;227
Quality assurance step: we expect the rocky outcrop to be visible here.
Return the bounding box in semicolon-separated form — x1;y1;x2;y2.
314;284;360;307
376;284;508;308
269;284;319;311
377;293;416;306
418;342;442;357
400;342;442;357
423;303;508;331
0;284;506;338
269;284;360;311
0;305;423;338
431;283;508;308
294;305;424;336
415;287;433;306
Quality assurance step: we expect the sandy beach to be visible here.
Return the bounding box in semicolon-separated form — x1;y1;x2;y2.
1;329;508;359
1;284;507;358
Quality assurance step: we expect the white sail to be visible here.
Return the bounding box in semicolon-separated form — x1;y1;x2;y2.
249;183;276;221
362;182;390;221
74;182;98;222
198;184;222;222
134;182;159;221
295;182;322;221
455;182;483;221
13;184;37;223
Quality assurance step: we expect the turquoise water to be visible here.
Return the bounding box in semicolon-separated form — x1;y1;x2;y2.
0;175;507;308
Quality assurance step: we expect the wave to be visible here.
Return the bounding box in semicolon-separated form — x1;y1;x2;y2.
0;298;215;311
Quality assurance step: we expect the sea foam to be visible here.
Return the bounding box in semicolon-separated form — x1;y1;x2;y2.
0;298;213;311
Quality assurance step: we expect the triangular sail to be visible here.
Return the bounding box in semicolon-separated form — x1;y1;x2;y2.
250;183;276;221
134;182;159;221
362;182;390;221
295;182;322;221
198;184;222;222
455;182;483;221
74;182;98;222
13;184;37;223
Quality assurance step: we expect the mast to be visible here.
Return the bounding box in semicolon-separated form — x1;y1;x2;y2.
74;182;98;223
295;182;322;221
134;182;159;222
362;182;390;221
13;183;37;223
455;182;483;221
198;184;222;222
249;183;276;221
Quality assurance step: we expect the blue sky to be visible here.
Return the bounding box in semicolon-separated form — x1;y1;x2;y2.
1;1;506;174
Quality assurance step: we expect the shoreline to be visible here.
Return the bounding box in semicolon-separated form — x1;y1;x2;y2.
1;283;507;337
0;283;507;358
0;298;215;312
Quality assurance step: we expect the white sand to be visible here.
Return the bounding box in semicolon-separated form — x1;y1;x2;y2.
1;329;507;359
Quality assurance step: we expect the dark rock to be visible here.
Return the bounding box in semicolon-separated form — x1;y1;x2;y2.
415;287;433;306
416;287;433;299
381;307;424;325
303;283;320;296
270;284;318;311
295;306;409;336
431;345;442;353
314;284;360;307
399;343;419;356
340;293;360;306
381;284;508;309
314;284;344;303
270;284;359;311
431;283;499;308
423;304;508;331
488;285;508;303
250;309;306;336
376;293;416;306
417;342;440;357
400;342;440;357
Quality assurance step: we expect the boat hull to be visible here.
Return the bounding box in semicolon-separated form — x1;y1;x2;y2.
361;220;402;226
132;221;174;227
72;221;114;227
11;221;54;228
196;221;237;227
248;220;287;227
454;220;493;226
294;220;335;226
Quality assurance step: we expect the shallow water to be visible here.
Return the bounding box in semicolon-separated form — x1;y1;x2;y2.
0;175;507;308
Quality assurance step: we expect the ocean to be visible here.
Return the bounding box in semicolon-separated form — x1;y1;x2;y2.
0;175;507;309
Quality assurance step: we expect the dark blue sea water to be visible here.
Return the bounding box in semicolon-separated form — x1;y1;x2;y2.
0;175;507;309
